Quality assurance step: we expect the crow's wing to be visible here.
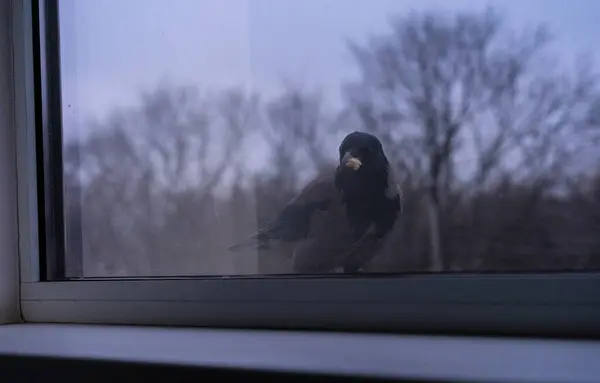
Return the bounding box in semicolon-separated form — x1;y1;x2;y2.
227;173;341;252
339;181;404;273
228;174;403;274
290;186;358;273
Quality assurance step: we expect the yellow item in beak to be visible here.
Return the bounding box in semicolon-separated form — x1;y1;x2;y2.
345;157;362;171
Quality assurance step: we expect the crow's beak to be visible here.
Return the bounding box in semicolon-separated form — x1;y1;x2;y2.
341;151;362;171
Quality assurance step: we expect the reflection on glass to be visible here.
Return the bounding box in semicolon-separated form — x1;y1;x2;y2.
59;0;600;277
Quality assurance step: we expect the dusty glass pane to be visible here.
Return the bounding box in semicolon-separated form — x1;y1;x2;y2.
59;0;600;277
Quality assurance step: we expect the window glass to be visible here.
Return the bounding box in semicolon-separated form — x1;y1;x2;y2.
58;0;600;277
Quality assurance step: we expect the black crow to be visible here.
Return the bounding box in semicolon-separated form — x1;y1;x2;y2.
228;131;403;273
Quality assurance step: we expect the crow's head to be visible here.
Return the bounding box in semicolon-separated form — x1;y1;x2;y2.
335;131;390;198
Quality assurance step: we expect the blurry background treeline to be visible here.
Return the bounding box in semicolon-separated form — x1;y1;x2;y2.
62;8;600;277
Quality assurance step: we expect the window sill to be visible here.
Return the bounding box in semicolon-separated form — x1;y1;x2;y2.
0;324;598;382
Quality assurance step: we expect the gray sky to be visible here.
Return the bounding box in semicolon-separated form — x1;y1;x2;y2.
58;0;599;120
57;0;600;185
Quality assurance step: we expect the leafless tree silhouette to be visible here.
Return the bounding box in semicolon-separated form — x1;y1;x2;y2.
62;8;600;277
343;8;598;271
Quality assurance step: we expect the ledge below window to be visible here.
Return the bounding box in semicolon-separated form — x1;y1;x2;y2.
0;323;598;382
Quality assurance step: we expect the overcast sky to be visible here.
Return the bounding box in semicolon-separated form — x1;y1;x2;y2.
55;0;600;182
58;0;599;119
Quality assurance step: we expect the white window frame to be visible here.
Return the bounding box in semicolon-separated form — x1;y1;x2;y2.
9;0;600;336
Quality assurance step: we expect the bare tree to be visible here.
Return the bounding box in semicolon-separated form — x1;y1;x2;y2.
66;85;259;276
261;88;336;189
344;7;598;271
